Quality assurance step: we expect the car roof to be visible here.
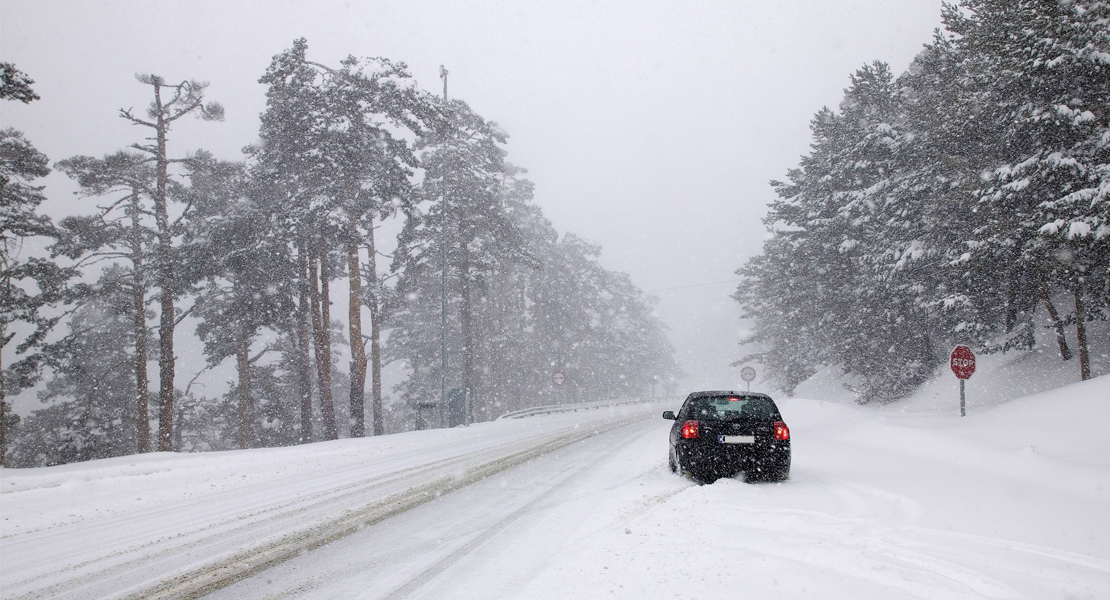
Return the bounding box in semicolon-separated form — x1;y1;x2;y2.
685;390;773;400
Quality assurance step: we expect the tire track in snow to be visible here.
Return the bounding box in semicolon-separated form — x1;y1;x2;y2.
378;425;637;600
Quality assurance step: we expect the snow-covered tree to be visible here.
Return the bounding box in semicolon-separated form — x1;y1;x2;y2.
738;63;937;401
941;0;1110;380
390;100;530;422
737;0;1109;400
253;39;437;439
55;151;158;451
0;62;39;104
391;146;679;421
1;126;78;463
117;74;223;450
183;155;296;449
7;266;141;467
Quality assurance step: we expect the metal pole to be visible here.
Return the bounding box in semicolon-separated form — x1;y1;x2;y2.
439;195;448;428
438;65;449;429
960;379;965;417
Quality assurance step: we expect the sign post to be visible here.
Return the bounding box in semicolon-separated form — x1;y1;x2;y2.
551;371;566;386
739;366;756;392
949;345;976;416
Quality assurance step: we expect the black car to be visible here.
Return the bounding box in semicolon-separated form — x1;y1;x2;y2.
663;391;790;482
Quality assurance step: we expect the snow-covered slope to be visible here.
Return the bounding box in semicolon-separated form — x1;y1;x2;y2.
792;319;1108;412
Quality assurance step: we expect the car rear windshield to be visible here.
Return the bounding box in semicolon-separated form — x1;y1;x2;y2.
687;396;776;420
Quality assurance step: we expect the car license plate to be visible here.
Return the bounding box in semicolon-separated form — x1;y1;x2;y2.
719;435;754;444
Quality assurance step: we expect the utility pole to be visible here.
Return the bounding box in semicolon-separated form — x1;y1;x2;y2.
439;65;449;428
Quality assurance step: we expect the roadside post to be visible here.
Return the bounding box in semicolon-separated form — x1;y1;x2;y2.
949;345;976;416
446;388;469;427
740;366;756;392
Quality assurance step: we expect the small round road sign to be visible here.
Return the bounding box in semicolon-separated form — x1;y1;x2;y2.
552;371;566;386
950;345;976;380
740;366;756;382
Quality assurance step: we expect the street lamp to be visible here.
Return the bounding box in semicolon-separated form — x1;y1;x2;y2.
439;65;449;429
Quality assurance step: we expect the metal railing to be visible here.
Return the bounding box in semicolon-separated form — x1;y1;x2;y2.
496;396;672;420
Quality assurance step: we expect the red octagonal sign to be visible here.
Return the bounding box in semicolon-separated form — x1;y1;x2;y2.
950;345;976;380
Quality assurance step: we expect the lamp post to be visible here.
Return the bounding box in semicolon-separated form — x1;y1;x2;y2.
439;65;449;428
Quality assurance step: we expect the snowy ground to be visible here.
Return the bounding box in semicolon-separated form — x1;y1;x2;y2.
3;369;1109;599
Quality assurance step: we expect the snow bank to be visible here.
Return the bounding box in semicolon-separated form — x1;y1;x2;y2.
793;318;1108;410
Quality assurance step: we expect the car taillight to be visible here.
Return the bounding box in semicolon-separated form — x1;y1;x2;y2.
682;420;699;439
773;421;790;441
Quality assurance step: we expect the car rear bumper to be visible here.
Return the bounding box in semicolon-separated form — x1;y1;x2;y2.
675;439;790;477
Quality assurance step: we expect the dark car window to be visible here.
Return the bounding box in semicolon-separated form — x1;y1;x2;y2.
686;396;776;420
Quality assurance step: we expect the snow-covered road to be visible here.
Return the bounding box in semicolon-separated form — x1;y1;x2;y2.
4;377;1109;599
0;404;658;599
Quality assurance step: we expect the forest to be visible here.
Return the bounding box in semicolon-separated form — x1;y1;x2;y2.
1;39;680;467
735;0;1109;402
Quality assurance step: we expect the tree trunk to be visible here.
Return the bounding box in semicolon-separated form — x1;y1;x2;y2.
370;301;384;435
153;109;177;452
366;214;384;436
117;76;218;451
130;190;151;453
1;340;7;467
1074;288;1091;381
296;240;314;443
1038;272;1072;361
236;319;251;449
173;397;186;451
309;234;337;440
319;238;336;439
132;268;150;452
347;214;367;438
1004;275;1017;335
459;239;476;424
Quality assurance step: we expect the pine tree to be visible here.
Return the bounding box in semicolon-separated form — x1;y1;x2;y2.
319;52;435;437
118;75;223;449
55;151;158;452
0;62;39;103
737;1;1109;399
738;63;937;401
252;39;436;439
392;100;527;422
185;155;295;449
1;127;78;463
940;0;1109;379
8;267;142;466
390;157;679;421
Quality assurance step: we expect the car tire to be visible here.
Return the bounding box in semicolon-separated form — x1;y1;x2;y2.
668;450;678;473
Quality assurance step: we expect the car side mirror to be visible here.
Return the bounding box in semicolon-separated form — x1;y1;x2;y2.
662;411;676;420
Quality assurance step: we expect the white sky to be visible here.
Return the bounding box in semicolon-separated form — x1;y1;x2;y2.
2;0;944;391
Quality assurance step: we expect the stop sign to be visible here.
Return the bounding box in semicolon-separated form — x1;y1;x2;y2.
950;345;976;379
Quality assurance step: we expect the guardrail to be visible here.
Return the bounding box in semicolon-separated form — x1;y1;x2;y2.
496;396;672;420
